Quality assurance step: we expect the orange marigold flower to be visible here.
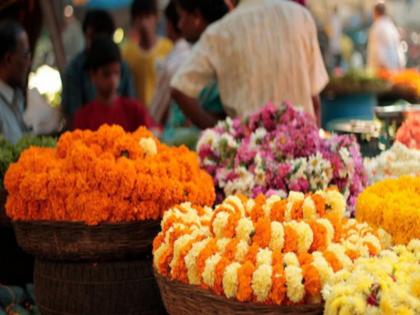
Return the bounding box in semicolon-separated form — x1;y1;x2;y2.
270;199;287;222
311;194;326;217
253;217;272;248
5;125;215;225
271;253;286;305
249;194;266;223
308;220;328;252
291;200;304;220
213;257;232;295
298;252;313;266
323;250;342;272
236;261;255;302
283;225;298;253
301;264;321;297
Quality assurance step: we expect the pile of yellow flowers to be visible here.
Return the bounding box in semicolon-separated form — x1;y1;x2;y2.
356;176;420;244
153;190;391;306
323;239;420;315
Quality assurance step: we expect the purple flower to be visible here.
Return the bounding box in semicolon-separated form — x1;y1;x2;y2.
197;101;367;212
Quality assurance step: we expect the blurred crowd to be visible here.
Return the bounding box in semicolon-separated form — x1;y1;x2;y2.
0;0;407;148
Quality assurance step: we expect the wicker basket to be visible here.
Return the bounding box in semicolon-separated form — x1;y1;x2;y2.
155;272;323;315
35;259;166;315
0;189;10;227
13;220;161;261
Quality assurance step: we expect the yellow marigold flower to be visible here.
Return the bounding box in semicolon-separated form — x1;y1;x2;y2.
139;137;157;156
325;190;346;218
285;265;305;303
256;248;272;267
269;221;285;251
252;264;273;302
202;254;222;288
223;262;241;299
356;176;420;245
235;217;254;243
185;238;211;285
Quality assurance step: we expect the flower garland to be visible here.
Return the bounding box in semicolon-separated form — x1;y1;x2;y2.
153;190;391;305
396;112;420;150
323;239;420;315
356;176;420;245
197;102;367;216
364;142;420;184
5;125;215;225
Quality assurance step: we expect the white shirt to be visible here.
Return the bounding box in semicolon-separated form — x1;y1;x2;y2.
368;16;404;71
150;39;191;123
171;0;329;118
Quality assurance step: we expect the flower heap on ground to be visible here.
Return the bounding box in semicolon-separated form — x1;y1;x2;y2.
197;102;367;216
4;125;215;225
323;239;420;315
364;142;420;184
356;176;420;245
396;112;420;150
153;189;391;305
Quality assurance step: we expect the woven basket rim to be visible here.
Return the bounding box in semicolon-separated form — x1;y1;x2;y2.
154;270;324;312
13;219;160;227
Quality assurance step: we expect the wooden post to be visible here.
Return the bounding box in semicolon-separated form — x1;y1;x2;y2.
39;0;66;75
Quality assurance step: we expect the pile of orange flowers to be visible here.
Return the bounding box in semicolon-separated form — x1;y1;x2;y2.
356;176;420;244
5;125;215;225
378;68;420;98
153;190;390;305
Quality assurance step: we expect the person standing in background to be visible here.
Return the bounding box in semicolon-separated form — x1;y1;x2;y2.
61;10;136;124
158;0;229;148
0;20;31;144
150;1;191;124
73;37;157;132
327;6;343;69
122;0;173;107
367;2;405;71
171;0;328;128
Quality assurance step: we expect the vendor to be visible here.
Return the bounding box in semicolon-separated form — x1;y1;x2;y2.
171;0;329;128
0;20;31;144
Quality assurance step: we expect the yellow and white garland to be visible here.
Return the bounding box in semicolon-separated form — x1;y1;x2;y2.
153;190;391;306
323;239;420;315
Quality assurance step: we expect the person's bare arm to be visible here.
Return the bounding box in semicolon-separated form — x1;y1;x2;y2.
171;88;219;129
312;95;321;128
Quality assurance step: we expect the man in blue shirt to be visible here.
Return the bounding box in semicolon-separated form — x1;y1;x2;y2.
61;10;136;123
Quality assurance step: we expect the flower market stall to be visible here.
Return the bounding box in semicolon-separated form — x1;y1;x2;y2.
321;69;390;129
2;103;419;315
4;125;215;315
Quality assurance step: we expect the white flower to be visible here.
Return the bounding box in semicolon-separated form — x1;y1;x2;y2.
250;127;267;150
185;238;211;285
224;167;255;196
235;217;254;243
223;262;241;298
252;264;273;302
212;211;229;239
269;222;285;251
202;254;222;288
256;248;273;267
196;129;220;151
285;265;305;303
287;221;313;253
139;137;157;156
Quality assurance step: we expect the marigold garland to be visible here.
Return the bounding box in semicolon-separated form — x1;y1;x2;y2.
4;125;215;225
153;190;391;305
323;239;420;315
356;176;420;244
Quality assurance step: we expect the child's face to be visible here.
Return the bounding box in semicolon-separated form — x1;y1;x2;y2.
134;14;158;36
91;62;121;98
176;7;206;44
